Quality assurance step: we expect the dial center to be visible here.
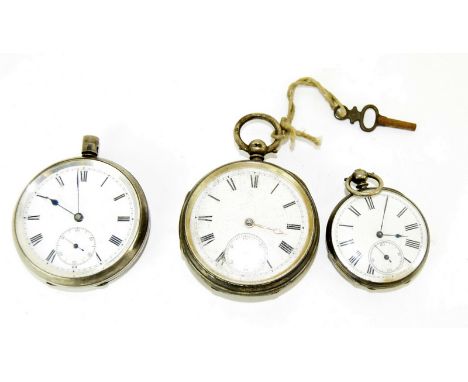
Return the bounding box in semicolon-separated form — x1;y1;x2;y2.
245;218;254;227
74;212;84;222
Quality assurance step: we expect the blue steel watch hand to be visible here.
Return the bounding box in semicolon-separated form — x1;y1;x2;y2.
36;194;75;215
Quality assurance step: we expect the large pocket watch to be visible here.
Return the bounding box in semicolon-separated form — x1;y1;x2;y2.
13;136;150;287
179;114;320;296
326;169;429;290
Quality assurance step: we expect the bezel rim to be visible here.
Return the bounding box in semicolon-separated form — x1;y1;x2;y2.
179;160;320;296
12;156;150;288
326;187;430;290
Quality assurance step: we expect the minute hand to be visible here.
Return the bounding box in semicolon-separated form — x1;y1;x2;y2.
380;195;389;231
76;169;80;214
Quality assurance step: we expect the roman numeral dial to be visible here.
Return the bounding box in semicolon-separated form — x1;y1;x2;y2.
330;189;429;286
16;161;140;281
186;164;313;287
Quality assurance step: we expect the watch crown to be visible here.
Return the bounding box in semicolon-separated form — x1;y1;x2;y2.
345;169;384;196
248;139;267;161
82;135;99;157
351;169;369;189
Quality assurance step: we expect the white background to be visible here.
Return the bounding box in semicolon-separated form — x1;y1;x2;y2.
1;1;467;381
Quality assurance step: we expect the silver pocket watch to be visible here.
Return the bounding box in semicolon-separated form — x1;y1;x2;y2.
179;114;320;296
13;136;150;287
326;169;430;290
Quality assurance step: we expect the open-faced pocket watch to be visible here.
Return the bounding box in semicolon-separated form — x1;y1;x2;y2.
326;169;429;290
13;135;150;287
179;113;320;296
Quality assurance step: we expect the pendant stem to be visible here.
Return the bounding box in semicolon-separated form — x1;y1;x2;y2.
82;135;99;157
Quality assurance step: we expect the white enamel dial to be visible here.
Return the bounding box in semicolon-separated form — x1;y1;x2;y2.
185;162;315;286
330;189;429;286
15;158;141;280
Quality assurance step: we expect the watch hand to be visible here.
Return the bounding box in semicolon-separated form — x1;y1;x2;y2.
382;233;407;238
374;245;392;263
244;218;286;235
36;194;75;216
380;195;389;231
253;222;285;235
76;169;80;214
62;236;73;245
374;244;393;263
62;236;85;251
374;245;386;256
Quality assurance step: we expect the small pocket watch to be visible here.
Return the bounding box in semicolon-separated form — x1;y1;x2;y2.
179;113;320;296
13;135;150;287
326;169;429;290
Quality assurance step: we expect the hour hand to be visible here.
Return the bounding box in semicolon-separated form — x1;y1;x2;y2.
382;233;407;238
257;224;285;235
36;194;75;215
37;194;59;205
249;220;285;235
245;219;285;235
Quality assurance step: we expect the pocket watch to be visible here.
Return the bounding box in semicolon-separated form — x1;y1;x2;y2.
179;113;320;296
13;135;150;287
326;169;429;290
